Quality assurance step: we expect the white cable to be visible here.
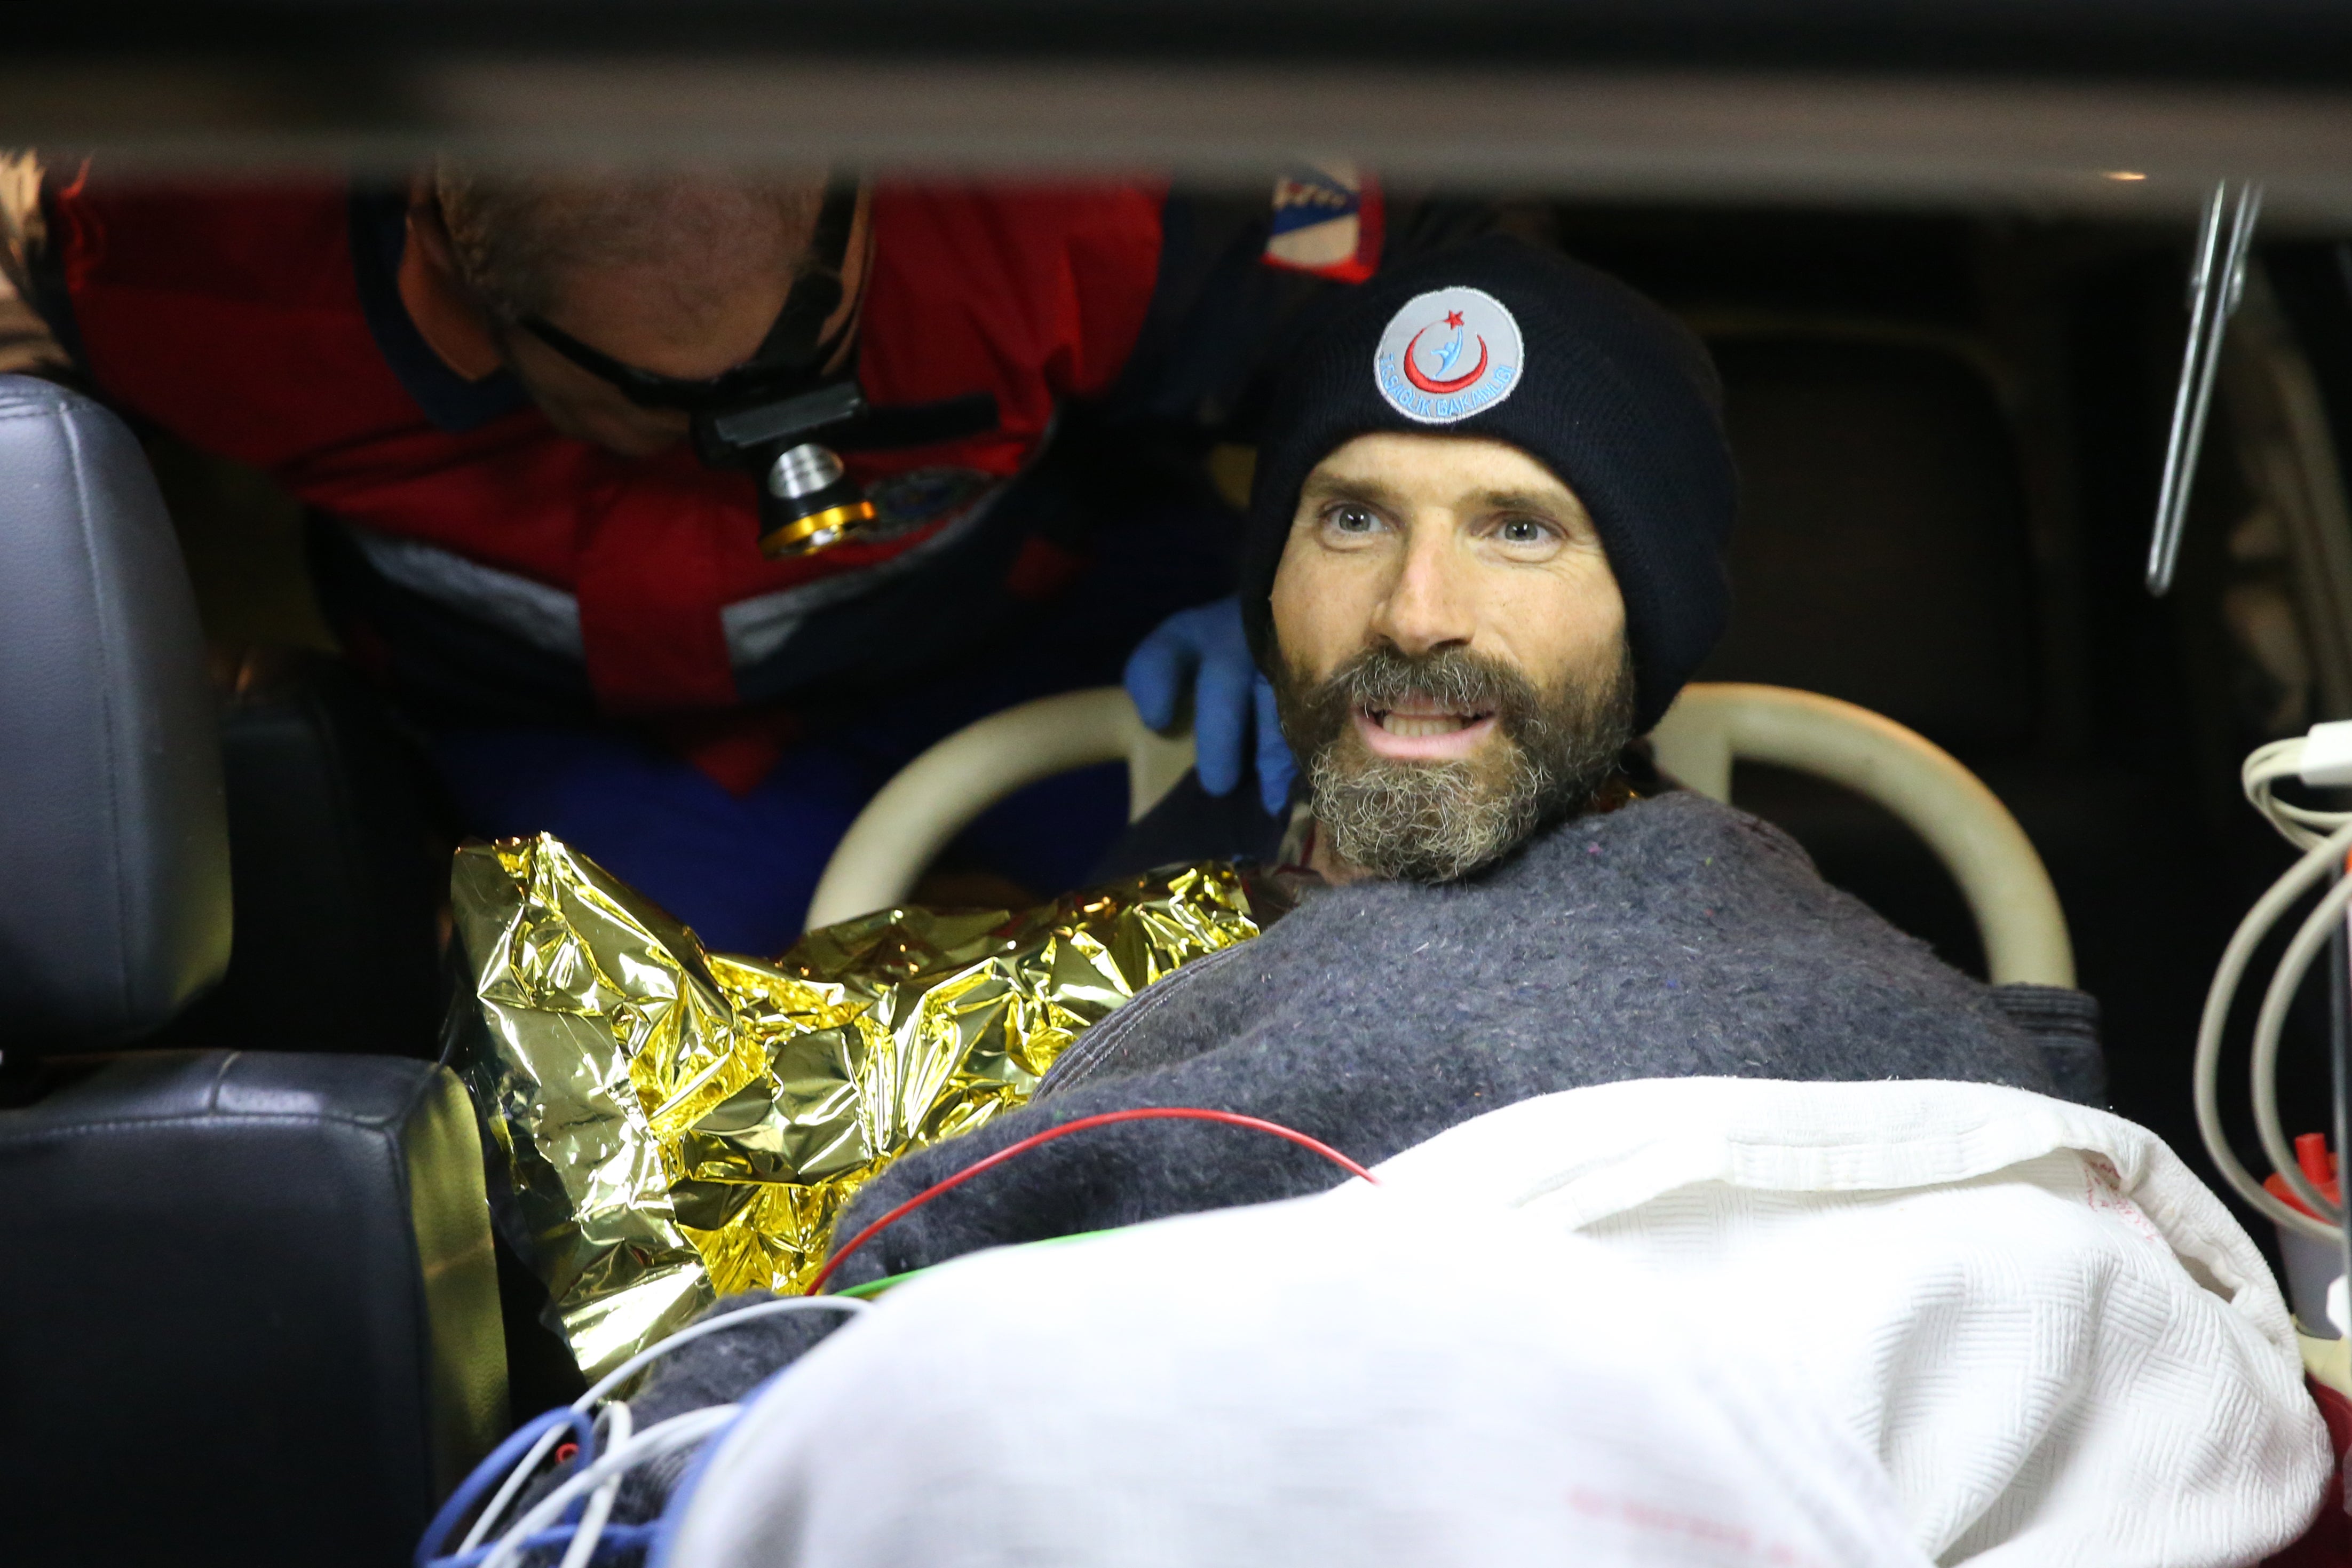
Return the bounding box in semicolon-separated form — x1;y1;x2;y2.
2242;738;2304;842
458;1422;574;1555
575;1295;871;1412
2244;729;2352;850
2246;738;2334;850
558;1401;632;1568
457;1295;872;1553
2251;865;2352;1228
481;1406;741;1568
2193;814;2352;1239
2220;726;2352;1238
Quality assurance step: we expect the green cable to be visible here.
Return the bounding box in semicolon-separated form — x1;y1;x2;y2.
827;1227;1121;1300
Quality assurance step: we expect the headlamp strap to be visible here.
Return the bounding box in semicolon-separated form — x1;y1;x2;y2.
753;179;861;373
518;177;864;408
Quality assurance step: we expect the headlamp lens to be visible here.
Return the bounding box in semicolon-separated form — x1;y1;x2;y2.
758;442;876;557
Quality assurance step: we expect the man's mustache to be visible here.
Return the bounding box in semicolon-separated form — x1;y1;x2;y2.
1318;646;1550;739
1273;636;1637;882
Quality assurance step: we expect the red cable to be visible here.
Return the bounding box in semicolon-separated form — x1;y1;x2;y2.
808;1107;1379;1295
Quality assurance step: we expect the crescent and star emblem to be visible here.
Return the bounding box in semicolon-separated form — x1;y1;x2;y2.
1373;288;1522;423
1401;320;1490;396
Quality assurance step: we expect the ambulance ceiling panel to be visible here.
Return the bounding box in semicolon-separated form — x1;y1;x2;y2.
8;0;2352;224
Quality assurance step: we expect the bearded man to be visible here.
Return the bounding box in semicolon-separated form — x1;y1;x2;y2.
534;240;2344;1568
835;235;2075;1243
630;233;2094;1342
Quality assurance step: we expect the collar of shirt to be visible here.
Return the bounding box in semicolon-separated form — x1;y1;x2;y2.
346;187;530;434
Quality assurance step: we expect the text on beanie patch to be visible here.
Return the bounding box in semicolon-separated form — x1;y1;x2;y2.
1373;286;1524;424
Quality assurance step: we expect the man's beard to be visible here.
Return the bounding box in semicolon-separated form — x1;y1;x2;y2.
1272;641;1637;884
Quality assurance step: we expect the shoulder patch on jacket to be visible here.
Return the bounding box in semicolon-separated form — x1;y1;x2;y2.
1264;162;1382;283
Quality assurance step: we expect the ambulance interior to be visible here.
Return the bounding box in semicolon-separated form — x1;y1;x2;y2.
7;16;2352;1564
118;199;2352;1238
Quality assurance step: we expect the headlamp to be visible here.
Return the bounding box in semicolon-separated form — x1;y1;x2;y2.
758;432;874;556
518;179;994;559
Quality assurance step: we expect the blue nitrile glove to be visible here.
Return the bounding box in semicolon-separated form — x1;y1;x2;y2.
1124;597;1297;817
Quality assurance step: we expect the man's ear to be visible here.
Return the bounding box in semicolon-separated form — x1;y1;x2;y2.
399;178;506;382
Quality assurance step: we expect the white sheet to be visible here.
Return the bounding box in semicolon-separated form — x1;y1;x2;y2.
669;1190;1937;1568
1363;1078;2331;1566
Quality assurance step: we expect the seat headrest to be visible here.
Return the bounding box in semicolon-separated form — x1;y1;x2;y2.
0;377;229;1049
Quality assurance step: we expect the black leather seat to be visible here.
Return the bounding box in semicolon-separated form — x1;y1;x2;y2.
176;645;449;1059
0;376;505;1567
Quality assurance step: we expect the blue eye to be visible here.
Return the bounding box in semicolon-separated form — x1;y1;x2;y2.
1329;504;1380;534
1498;517;1551;544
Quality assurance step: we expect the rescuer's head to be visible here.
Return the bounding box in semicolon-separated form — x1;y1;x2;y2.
403;166;870;459
1244;236;1736;884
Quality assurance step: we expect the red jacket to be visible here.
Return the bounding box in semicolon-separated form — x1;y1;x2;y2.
49;177;1167;714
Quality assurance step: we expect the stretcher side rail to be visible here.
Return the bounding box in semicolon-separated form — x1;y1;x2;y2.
809;680;2075;994
1651;682;2074;988
804;687;1195;929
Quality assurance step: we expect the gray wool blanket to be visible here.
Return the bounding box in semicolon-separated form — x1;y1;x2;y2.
619;790;2088;1438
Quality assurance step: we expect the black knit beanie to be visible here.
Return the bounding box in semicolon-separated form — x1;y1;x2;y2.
1240;236;1736;732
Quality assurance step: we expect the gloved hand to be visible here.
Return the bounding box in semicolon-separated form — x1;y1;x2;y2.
1124;597;1297;817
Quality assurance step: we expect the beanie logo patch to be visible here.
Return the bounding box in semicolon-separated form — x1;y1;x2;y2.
1373;287;1523;425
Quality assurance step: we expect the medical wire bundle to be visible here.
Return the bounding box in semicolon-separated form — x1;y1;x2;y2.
418;1107;1376;1568
414;1296;873;1568
2196;722;2352;1241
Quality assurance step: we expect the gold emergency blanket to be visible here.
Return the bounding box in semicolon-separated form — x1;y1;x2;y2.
450;834;1281;1379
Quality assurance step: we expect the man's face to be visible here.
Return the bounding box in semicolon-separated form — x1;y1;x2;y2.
498;262;795;458
1268;432;1635;883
